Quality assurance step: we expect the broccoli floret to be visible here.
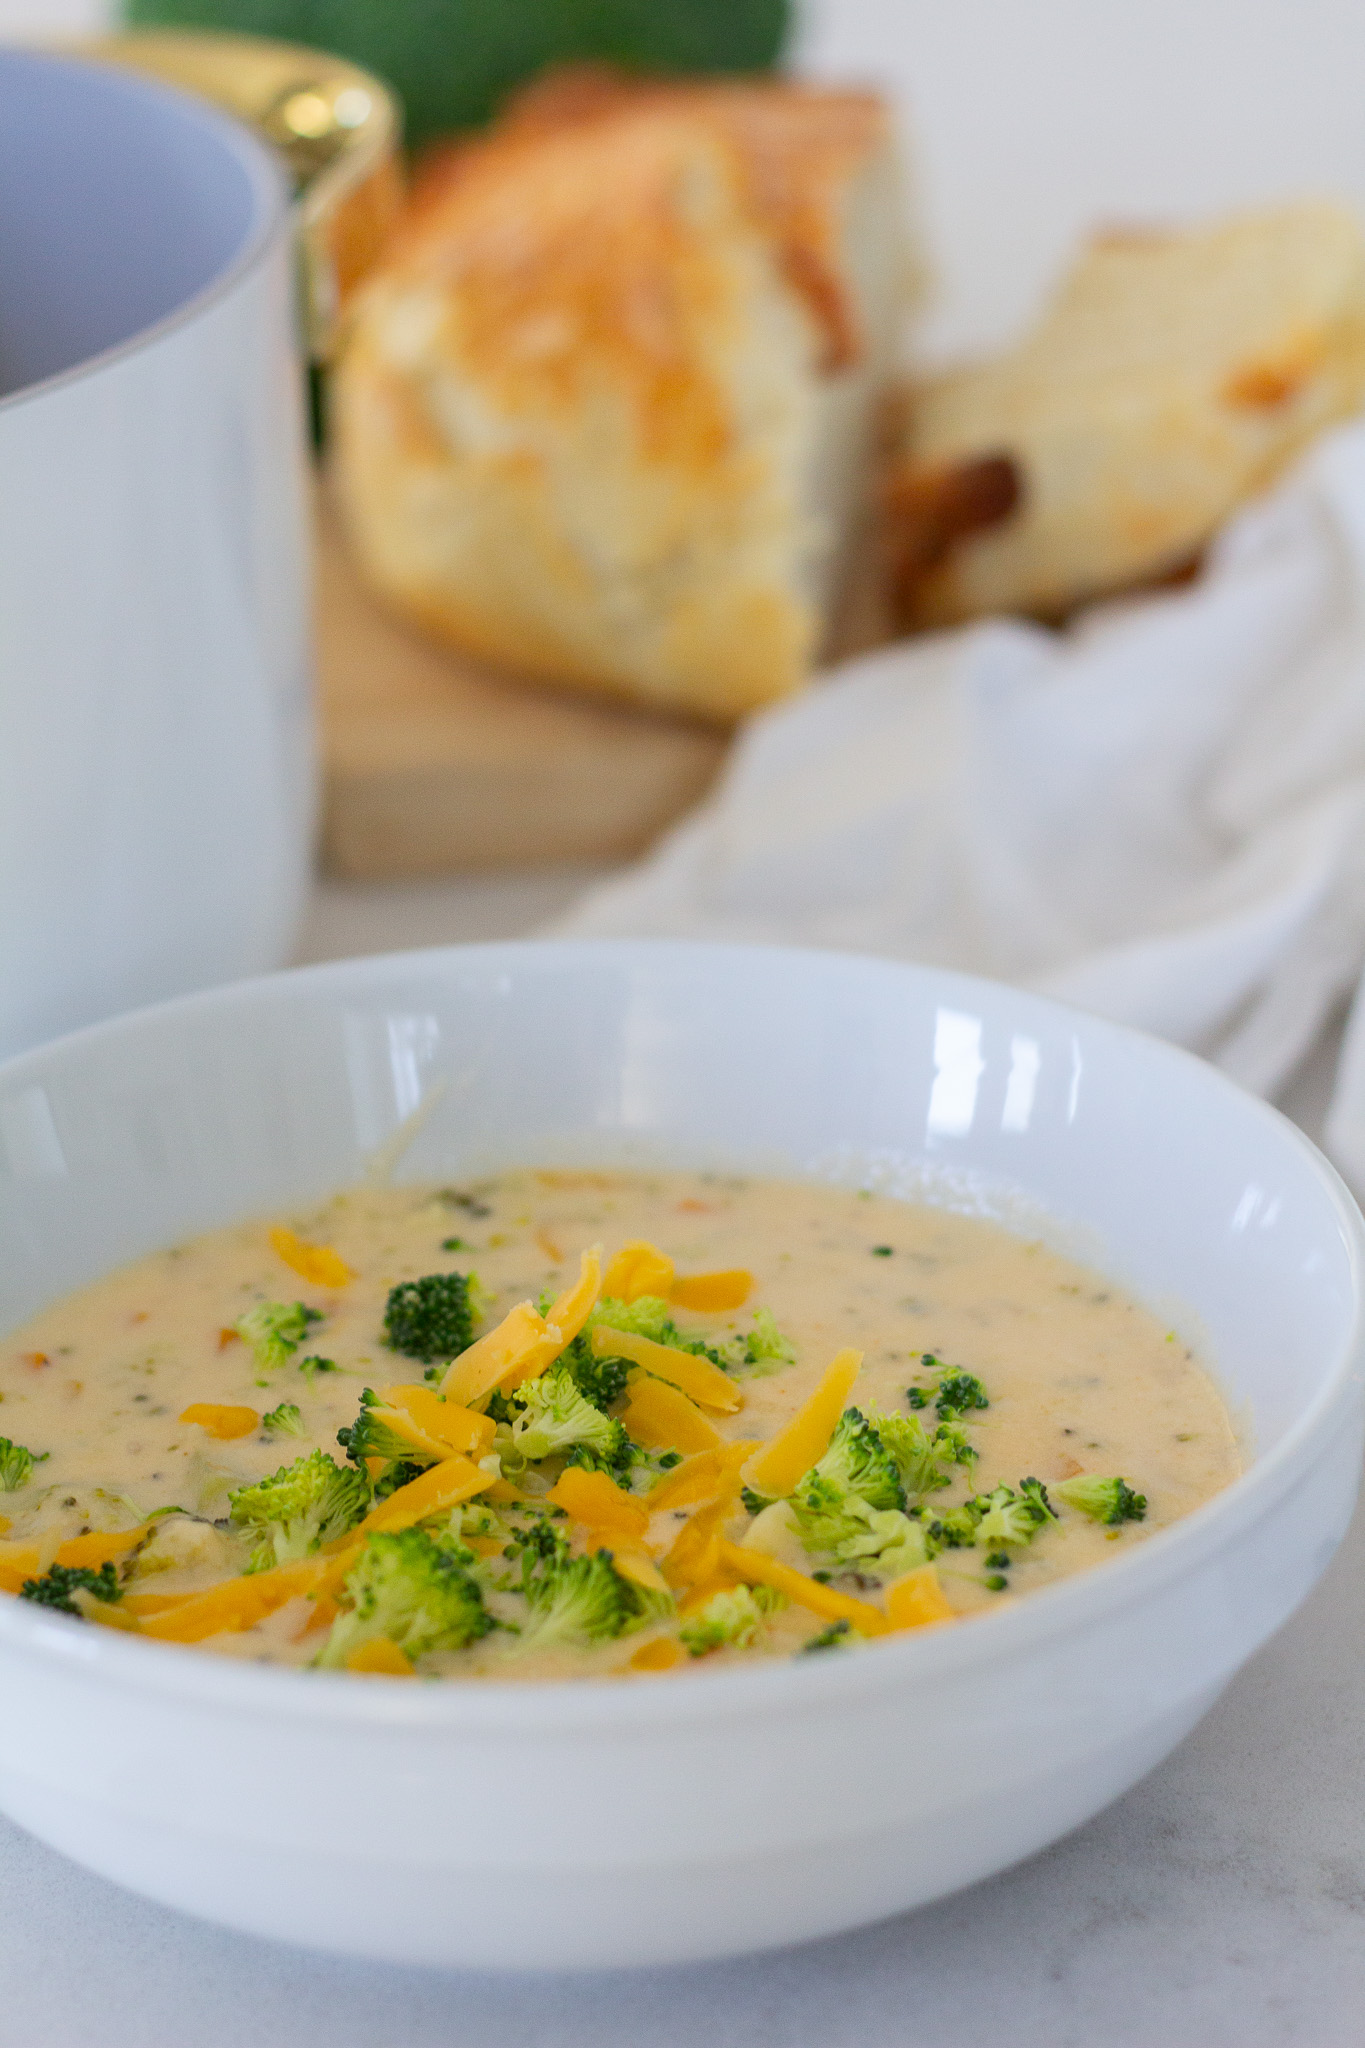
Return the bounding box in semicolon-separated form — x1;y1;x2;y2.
929;1418;978;1469
316;1528;492;1669
562;1340;631;1411
1056;1474;1148;1525
585;1293;734;1365
514;1534;669;1649
298;1354;338;1381
551;1296;659;1409
972;1478;1057;1550
680;1583;785;1658
261;1401;305;1437
425;1498;509;1551
590;1294;678;1344
920;1499;984;1549
788;1476;930;1581
20;1561;120;1615
228;1449;368;1573
873;1411;969;1500
235;1300;322;1384
506;1363;631;1469
809;1407;906;1513
383;1271;480;1372
800;1618;852;1654
338;1387;440;1474
780;1407;940;1578
0;1436;48;1490
738;1307;797;1375
936;1369;990;1418
372;1459;425;1504
907;1353;990;1420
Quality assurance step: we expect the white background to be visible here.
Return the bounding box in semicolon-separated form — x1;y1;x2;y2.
9;0;1365;358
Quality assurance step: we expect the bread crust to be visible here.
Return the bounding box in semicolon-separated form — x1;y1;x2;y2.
887;202;1365;628
332;73;908;722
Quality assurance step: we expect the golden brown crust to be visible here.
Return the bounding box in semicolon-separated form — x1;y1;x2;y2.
886;202;1365;629
332;70;907;721
409;68;892;373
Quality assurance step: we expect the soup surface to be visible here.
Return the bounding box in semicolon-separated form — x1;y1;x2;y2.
0;1170;1239;1678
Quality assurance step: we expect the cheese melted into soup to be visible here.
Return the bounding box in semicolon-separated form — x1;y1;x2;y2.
0;1170;1239;1678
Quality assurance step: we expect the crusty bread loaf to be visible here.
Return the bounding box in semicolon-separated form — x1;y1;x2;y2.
887;201;1365;628
332;72;916;722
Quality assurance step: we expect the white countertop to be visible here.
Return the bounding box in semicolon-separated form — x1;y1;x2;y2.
2;872;1362;2046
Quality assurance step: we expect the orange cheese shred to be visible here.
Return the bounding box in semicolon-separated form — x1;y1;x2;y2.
309;1451;494;1618
592;1326;741;1414
742;1347;863;1499
619;1375;722;1456
0;1520;164;1596
358;1455;495;1536
122;1590;197;1618
601;1240;674;1303
541;1244;603;1351
439;1301;563;1407
269;1225;352;1290
0;1543;39;1594
628;1635;684;1672
669;1269;753;1312
676;1570;744;1616
886;1563;956;1631
179;1403;259;1441
647;1440;762;1512
718;1540;889;1637
373;1385;496;1461
600;1543;671;1596
660;1495;736;1591
57;1524;160;1570
547;1466;650;1541
138;1557;329;1643
346;1635;415;1676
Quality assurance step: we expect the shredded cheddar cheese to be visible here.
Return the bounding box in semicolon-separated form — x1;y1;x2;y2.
591;1326;741;1413
346;1635;415;1676
718;1541;890;1636
886;1563;956;1631
439;1302;564;1407
619;1374;723;1455
371;1386;496;1461
138;1558;329;1642
547;1466;650;1541
742;1348;863;1498
269;1226;352;1290
601;1240;674;1302
179;1403;259;1441
647;1440;761;1512
358;1456;495;1535
669;1269;752;1311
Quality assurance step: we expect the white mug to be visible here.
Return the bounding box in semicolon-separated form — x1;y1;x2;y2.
0;46;313;1059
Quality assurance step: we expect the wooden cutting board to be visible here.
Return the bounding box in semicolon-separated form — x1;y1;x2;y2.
316;491;894;879
316;496;730;878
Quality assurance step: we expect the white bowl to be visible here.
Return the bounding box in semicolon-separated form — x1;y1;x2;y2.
0;942;1360;1969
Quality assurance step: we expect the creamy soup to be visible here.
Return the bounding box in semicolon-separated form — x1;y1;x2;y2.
0;1170;1239;1679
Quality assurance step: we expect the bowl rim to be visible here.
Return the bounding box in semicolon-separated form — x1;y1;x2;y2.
1;937;1361;1732
0;44;291;421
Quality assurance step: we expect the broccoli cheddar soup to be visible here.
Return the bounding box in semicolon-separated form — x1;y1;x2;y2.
0;1170;1240;1679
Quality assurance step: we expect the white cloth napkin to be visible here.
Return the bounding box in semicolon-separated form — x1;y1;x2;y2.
555;420;1365;1196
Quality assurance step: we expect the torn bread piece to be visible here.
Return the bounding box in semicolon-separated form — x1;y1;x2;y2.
887;200;1365;628
332;71;918;722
